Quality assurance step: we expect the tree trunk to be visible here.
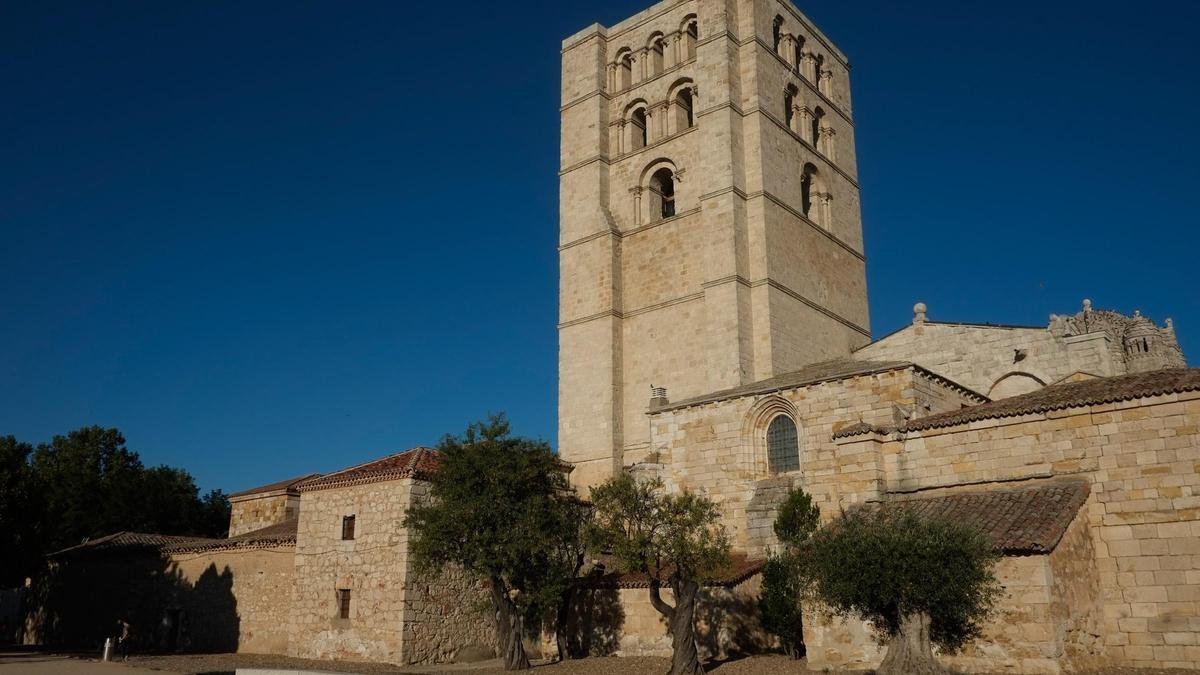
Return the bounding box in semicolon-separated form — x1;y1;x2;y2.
490;577;531;671
876;611;949;675
554;586;573;662
648;579;705;675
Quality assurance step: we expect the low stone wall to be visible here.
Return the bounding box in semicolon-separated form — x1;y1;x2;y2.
566;577;769;660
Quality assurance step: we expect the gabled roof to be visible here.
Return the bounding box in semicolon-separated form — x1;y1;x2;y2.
865;480;1090;555
900;368;1200;433
297;447;439;492
229;473;323;499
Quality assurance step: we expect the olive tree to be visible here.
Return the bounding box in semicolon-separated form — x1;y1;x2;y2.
803;508;1001;675
405;414;582;670
586;474;730;675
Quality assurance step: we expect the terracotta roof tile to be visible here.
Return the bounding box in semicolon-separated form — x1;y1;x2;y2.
583;553;765;589
165;519;298;553
229;473;323;499
864;481;1090;554
832;421;886;439
50;532;212;557
297;447;439;492
901;368;1200;433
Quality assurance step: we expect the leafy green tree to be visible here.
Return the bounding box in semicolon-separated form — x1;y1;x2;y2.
0;425;233;585
197;489;232;538
30;426;146;553
0;436;40;586
803;508;1002;675
759;488;820;658
405;414;582;670
586;474;731;675
537;494;589;662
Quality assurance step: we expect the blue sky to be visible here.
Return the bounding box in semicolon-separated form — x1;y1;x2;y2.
2;0;1197;494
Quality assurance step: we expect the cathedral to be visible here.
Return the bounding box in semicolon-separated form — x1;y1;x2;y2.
23;0;1197;672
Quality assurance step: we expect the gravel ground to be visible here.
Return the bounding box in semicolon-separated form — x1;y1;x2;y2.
120;653;1198;675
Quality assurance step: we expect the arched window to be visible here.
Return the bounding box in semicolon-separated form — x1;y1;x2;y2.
811;106;825;146
630;107;648;150
618;51;634;90
801;163;817;219
649;167;676;219
793;36;805;73
800;162;831;229
783;87;796;129
684;20;698;59
772;16;784;54
766;415;800;473
648;35;665;76
676;87;694;130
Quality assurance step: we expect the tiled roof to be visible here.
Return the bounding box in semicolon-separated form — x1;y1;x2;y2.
900;368;1200;433
297;447;439;492
229;473;323;499
865;481;1090;555
50;532;210;558
165;519;298;553
582;553;765;589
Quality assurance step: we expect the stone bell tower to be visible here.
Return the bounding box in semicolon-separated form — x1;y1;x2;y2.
558;0;869;489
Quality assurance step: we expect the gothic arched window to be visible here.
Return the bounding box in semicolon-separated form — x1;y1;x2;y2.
766;415;800;474
772;16;784;54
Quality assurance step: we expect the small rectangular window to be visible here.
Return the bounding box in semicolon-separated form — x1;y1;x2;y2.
342;515;355;540
337;588;351;619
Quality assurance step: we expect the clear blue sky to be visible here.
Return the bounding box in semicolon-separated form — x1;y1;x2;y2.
3;0;1197;494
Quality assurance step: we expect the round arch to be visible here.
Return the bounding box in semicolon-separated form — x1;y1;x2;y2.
987;371;1047;400
742;395;802;476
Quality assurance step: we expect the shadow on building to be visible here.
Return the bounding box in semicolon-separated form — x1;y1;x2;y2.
23;544;239;654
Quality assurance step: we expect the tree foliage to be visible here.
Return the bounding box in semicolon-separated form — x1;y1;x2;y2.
0;426;231;586
586;473;730;675
803;507;1001;674
404;414;585;670
759;488;820;658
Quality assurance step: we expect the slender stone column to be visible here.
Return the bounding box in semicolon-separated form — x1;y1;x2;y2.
798;106;814;142
820;126;837;161
819;68;834;97
630;186;644;225
800;52;818;82
779;34;798;68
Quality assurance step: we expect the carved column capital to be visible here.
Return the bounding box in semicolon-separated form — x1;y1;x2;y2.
629;186;644;196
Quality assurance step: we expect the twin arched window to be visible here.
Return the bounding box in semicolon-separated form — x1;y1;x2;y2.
766;415;800;474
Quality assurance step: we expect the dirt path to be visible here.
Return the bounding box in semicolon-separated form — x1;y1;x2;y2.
11;651;1199;675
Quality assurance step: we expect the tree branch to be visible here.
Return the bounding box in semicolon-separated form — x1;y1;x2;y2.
648;578;676;620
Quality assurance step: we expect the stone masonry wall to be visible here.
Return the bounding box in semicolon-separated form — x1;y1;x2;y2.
168;546;295;654
289;481;411;663
569;578;768;660
876;390;1200;668
648;366;978;554
805;552;1060;674
398;479;494;664
855;322;1119;398
228;493;298;537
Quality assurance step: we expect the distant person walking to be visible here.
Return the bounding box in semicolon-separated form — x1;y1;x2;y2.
116;617;131;661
